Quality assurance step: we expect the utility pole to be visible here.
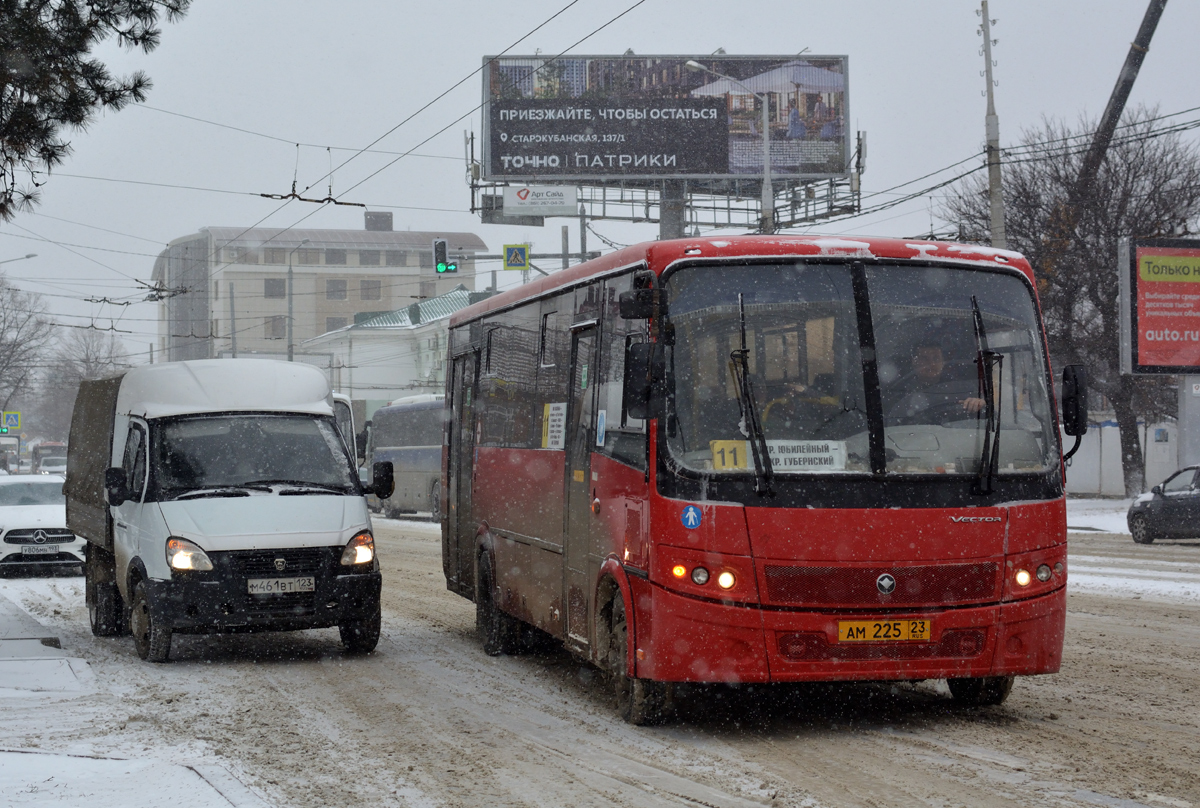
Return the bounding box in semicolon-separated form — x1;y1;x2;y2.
229;281;237;358
980;1;1006;249
561;225;570;270
579;204;588;265
287;239;310;362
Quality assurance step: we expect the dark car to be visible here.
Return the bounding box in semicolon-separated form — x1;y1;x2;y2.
1127;466;1200;544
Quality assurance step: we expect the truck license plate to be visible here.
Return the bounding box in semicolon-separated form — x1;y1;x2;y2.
838;618;931;642
247;577;315;595
21;545;58;556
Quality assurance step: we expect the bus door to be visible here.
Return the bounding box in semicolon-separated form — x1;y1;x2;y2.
446;351;479;598
564;323;598;651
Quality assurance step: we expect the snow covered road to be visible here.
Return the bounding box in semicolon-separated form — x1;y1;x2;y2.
0;506;1196;807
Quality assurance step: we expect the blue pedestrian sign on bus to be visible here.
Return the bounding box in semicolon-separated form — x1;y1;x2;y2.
681;505;702;529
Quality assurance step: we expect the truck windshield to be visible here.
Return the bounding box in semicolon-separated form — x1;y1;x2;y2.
663;262;1055;477
154;414;358;497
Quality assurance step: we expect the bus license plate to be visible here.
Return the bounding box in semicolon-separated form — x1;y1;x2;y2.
247;577;315;595
21;545;58;556
838;619;931;642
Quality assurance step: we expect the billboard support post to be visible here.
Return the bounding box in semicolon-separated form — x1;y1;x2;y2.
1179;378;1200;468
660;180;686;240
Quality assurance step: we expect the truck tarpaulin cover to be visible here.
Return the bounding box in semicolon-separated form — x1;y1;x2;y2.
64;374;125;548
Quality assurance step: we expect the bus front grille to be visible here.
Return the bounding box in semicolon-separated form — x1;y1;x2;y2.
763;562;1000;606
777;629;988;661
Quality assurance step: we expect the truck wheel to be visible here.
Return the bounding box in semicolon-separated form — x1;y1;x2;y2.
947;675;1013;706
85;545;125;637
130;579;172;662
339;606;381;654
609;598;672;725
1130;514;1156;544
476;553;519;656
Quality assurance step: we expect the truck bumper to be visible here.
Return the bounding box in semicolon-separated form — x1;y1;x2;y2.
630;577;1065;684
146;549;381;634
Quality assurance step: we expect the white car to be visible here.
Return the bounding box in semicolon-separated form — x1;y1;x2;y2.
38;457;67;475
0;475;85;573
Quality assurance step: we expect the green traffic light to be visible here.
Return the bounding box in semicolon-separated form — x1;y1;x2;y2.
436;262;447;273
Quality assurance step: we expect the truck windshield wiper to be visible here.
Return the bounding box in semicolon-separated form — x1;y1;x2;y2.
971;296;1003;495
246;479;348;495
172;484;272;500
728;293;774;496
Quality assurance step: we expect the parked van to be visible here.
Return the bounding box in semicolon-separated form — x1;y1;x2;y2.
64;359;394;662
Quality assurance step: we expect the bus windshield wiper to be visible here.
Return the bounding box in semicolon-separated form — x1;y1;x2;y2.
971;296;1003;495
728;293;774;496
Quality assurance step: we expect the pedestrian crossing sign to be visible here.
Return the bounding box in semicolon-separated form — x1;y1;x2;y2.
503;244;529;271
2;412;19;430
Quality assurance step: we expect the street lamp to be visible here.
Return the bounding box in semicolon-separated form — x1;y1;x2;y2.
685;60;774;233
0;253;37;268
287;239;310;362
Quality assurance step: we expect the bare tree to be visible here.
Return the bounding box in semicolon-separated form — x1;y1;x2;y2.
0;274;53;411
34;328;131;439
941;107;1200;495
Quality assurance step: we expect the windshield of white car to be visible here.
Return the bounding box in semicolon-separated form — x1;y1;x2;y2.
0;481;65;506
154;414;358;498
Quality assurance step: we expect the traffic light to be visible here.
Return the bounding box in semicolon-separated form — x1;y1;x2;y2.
0;427;7;434
432;238;457;273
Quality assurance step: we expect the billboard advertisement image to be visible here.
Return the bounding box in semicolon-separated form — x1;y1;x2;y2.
1120;238;1200;374
482;55;850;182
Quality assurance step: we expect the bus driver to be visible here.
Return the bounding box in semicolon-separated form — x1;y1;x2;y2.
889;341;986;423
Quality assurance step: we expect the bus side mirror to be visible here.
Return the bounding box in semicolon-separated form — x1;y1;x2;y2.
1061;365;1088;437
623;343;653;420
618;289;655;319
104;467;128;507
371;461;394;500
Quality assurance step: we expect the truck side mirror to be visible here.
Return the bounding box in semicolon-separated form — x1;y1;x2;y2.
1061;365;1088;437
1152;484;1163;496
104;467;128;507
355;430;368;461
372;461;394;500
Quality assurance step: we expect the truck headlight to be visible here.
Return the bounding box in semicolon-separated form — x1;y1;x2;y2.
340;532;375;566
166;537;213;571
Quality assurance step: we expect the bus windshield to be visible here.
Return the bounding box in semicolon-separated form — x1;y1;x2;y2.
663;262;1056;477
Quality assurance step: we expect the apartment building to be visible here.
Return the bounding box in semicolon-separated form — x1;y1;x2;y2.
152;212;487;361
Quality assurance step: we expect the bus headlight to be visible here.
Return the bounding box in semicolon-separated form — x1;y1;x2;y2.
340;532;375;565
716;571;736;589
166;537;213;572
1036;564;1053;582
1014;569;1032;587
690;566;710;585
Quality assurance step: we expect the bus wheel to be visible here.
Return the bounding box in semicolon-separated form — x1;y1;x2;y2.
609;598;672;725
947;675;1013;707
1130;514;1155;544
476;553;519;656
130;579;172;663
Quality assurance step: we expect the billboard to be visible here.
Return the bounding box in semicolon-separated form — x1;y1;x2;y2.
482;55;850;182
1119;237;1200;374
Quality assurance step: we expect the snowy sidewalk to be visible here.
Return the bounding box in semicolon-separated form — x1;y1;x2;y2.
0;588;90;696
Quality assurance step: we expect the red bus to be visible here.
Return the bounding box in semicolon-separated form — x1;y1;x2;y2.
441;235;1086;723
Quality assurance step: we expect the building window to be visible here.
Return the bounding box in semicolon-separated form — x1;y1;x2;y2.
264;316;287;339
326;317;348;332
263;248;285;264
359;250;380;266
419;251;433;269
230;247;258;264
326;279;348;300
385;250;406;266
325;248;347;265
360;279;382;300
264;278;286;299
297;248;320;264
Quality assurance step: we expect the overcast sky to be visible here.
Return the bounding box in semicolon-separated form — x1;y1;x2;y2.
2;0;1197;359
